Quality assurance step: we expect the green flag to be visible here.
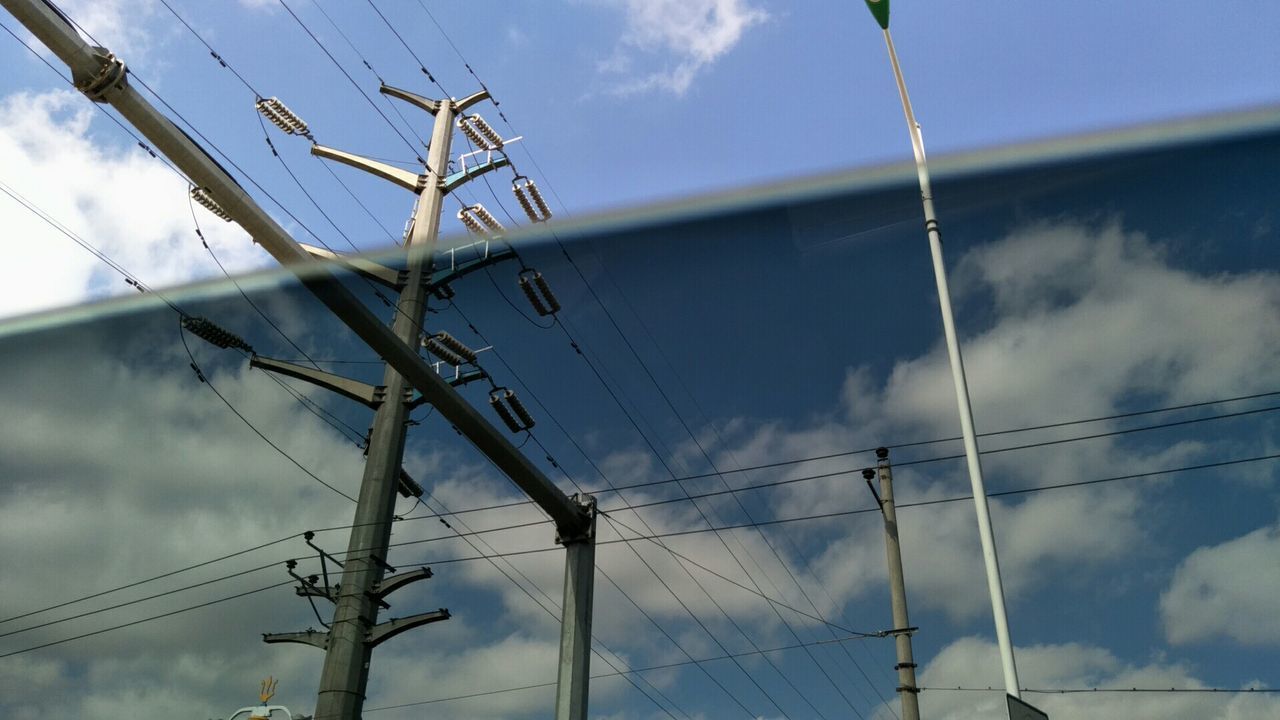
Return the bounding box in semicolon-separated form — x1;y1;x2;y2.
864;0;890;29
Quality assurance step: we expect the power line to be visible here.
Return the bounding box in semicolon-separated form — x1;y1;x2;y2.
361;0;450;97
415;493;689;720
361;632;873;713
919;686;1280;694
0;580;294;659
448;305;843;717
12;449;1274;658
178;322;358;502
274;0;427;163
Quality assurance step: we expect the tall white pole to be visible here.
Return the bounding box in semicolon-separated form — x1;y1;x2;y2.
879;25;1022;698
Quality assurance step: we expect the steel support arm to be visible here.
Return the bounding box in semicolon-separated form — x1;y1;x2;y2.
367;609;450;647
250;355;385;408
263;630;329;650
1;0;591;538
298;243;403;289
372;567;432;600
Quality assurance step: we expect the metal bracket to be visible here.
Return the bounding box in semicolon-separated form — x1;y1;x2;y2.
407;368;489;411
397;469;424;499
263;629;329;650
72;46;126;102
298;243;403;289
554;494;597;546
879;626;919;638
367;609;450;648
441;156;511;194
379;84;491;115
295;583;337;603
311;144;425;192
251;355;385;409
426;242;516;294
372;566;433;601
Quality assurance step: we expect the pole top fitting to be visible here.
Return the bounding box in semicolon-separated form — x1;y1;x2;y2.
862;468;876;480
555;494;597;546
74;46;127;103
875;447;890;460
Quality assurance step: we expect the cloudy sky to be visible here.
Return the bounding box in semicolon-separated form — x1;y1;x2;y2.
1;2;1279;720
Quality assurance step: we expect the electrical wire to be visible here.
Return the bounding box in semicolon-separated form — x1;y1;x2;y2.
275;0;427;163
9;448;1275;658
416;493;688;720
0;18;190;184
179;321;358;502
919;686;1280;694
358;632;902;712
0;580;295;659
361;0;450;98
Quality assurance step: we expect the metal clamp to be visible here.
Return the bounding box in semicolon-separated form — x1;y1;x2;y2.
74;47;127;102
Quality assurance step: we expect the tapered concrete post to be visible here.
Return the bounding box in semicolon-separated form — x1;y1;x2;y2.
554;495;597;720
311;93;456;720
865;448;920;720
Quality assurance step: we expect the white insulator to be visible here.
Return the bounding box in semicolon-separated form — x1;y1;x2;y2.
518;274;548;315
256;97;309;136
457;115;501;150
434;331;477;364
190;187;232;222
472;205;504;233
513;184;538;222
423;337;466;367
513;179;550;223
526;181;552;220
457;208;488;236
489;393;522;433
504;390;535;429
469;115;503;147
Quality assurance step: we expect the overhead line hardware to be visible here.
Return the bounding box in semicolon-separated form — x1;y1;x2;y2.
457;113;504;150
512;176;552;223
189;186;232;221
519;269;561;316
181;316;254;353
457;203;504;236
423;330;478;365
489;387;535;433
255;96;313;140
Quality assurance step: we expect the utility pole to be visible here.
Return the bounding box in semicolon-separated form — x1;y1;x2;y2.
302;84;466;720
859;0;1022;698
863;448;919;720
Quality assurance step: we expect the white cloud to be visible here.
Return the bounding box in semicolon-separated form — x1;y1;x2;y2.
0;90;271;320
599;0;769;96
1161;521;1280;646
699;219;1280;621
893;636;1280;720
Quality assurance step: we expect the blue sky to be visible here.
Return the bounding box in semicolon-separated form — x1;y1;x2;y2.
1;2;1280;719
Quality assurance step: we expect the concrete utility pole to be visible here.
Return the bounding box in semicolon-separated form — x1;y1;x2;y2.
863;448;919;720
1;3;599;718
304;87;461;720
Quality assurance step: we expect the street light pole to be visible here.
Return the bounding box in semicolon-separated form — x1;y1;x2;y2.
860;0;1022;699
